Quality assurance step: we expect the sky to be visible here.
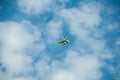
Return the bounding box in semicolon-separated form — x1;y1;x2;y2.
0;0;120;80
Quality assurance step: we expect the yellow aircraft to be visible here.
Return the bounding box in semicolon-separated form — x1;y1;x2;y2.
58;33;70;44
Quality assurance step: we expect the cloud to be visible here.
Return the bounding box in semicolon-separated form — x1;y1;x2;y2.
0;0;118;80
52;51;102;80
59;2;113;59
31;1;113;80
12;76;36;80
35;55;51;80
34;50;102;80
113;38;120;80
60;2;101;28
59;2;103;51
46;20;62;44
0;21;45;79
0;72;9;80
18;0;52;15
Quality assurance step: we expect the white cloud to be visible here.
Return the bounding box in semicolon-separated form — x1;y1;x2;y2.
0;21;45;79
18;0;52;15
30;2;113;80
51;2;115;80
59;2;102;49
51;51;102;80
60;2;101;28
35;50;102;80
2;53;33;75
0;72;9;80
0;1;116;80
59;2;113;59
106;21;120;32
46;20;62;44
1;23;29;51
35;55;51;80
12;77;36;80
113;38;120;80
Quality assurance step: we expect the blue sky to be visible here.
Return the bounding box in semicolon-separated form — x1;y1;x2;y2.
0;0;120;80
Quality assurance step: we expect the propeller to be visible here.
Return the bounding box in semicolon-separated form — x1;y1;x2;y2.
64;33;68;39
